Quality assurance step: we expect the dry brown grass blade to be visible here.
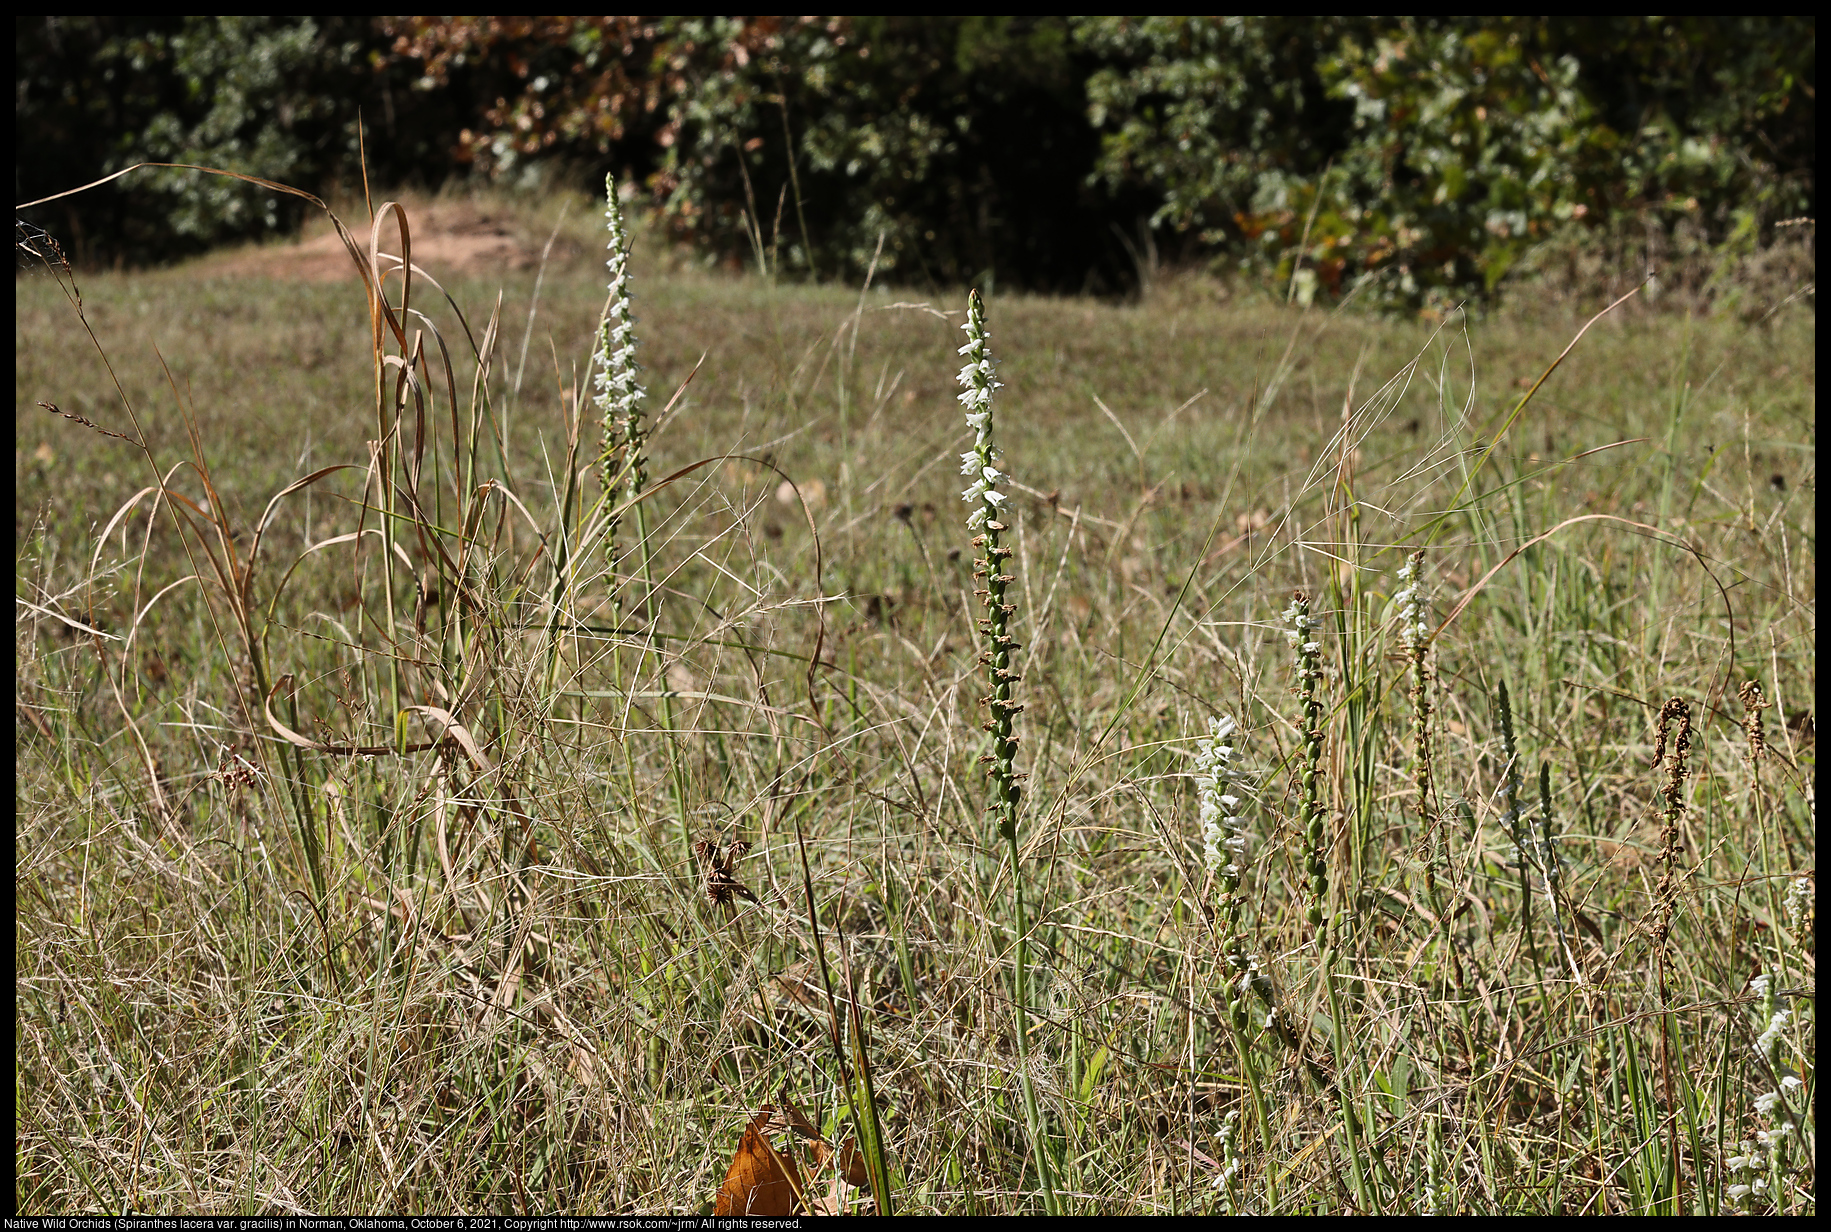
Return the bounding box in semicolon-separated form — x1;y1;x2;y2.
261;675;437;757
776;1090;870;1192
18;161;392;340
401;705;495;773
16;162;327;213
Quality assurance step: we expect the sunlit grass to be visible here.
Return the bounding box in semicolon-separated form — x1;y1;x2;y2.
15;186;1815;1214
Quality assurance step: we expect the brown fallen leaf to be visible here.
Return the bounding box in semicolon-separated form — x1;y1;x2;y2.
774;1089;868;1189
803;1134;872;1192
714;1093;879;1215
714;1107;805;1216
800;1135;874;1215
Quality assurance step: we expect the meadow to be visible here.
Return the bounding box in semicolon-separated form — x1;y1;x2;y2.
14;185;1816;1214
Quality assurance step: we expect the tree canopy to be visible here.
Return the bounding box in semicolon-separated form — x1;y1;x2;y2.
17;16;1813;307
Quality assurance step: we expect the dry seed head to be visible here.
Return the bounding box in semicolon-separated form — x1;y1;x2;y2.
1739;680;1770;763
697;838;758;908
1652;697;1693;780
1650;697;1692;955
39;400;133;444
1651;696;1693;835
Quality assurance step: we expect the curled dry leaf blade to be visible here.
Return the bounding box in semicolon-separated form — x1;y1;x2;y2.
714;1107;805;1216
777;1089;867;1187
775;1089;821;1140
809;1135;874;1192
836;1137;873;1191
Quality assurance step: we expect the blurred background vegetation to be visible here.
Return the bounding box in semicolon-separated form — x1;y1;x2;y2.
15;15;1815;310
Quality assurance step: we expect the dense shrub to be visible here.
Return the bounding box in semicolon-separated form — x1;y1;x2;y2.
368;17;672;186
1079;16;1815;310
16;15;1814;306
16;17;372;266
637;17;1152;292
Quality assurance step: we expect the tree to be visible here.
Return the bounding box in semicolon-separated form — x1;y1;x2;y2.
17;16;372;266
1077;16;1815;309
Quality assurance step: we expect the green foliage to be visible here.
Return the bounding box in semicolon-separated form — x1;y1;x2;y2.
16;17;371;264
1077;17;1353;241
370;17;670;182
644;16;1134;291
1080;17;1815;310
1316;21;1609;307
16;16;1815;306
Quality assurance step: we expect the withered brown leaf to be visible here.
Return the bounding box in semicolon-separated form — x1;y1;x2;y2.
714;1107;805;1216
712;1094;875;1215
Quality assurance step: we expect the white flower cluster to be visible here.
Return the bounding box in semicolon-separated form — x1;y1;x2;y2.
1234;949;1274;1007
1756;1003;1792;1062
957;305;1007;530
1195;714;1245;875
1728;970;1811;1208
593;178;646;446
1282;598;1320;656
1211;1109;1243;1209
1394;553;1431;652
1754;1075;1804;1119
1726;1155;1774;1205
1727;1082;1803;1206
1784;875;1810;933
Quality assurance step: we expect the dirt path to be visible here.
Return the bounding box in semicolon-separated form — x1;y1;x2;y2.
201;198;584;282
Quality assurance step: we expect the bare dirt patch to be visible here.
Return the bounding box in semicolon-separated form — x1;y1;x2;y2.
200;197;589;283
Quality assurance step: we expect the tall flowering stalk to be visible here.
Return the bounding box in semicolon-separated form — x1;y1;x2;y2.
1649;697;1692;967
1280;591;1373;1184
1395;552;1434;835
1535;762;1580;983
959;289;1024;842
590;174;692;865
957;289;1057;1212
1284;593;1328;929
1649;696;1693;1194
1496;681;1527;894
1196;715;1260;1030
1196;709;1295;1206
594;174;649;576
1399;554;1461;997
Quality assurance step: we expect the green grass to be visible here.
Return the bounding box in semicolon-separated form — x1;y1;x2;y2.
15;186;1816;1215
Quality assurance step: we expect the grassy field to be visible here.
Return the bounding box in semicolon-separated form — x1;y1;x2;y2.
15;186;1816;1215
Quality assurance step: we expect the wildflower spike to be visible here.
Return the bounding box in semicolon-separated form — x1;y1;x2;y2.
1285;592;1328;927
595;173;648;572
960;289;1023;841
